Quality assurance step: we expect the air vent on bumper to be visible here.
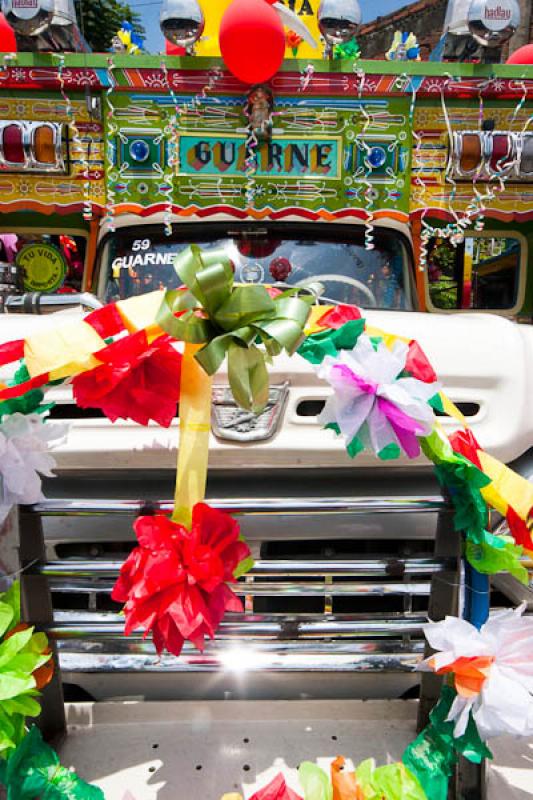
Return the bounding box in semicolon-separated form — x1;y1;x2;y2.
296;400;480;419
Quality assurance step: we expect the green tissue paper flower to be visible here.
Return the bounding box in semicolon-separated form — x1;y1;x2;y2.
0;582;51;756
0;364;54;421
297;319;365;365
466;532;528;584
0;725;104;799
403;686;491;800
356;759;427;799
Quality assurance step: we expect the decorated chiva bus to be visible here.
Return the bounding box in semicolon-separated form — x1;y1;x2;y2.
0;5;531;321
1;1;533;799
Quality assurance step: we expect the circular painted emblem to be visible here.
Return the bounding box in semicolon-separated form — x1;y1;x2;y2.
368;146;387;169
129;139;151;163
16;242;67;293
241;262;264;284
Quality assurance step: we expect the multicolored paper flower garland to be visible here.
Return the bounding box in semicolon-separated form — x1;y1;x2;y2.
220;606;533;799
0;246;532;800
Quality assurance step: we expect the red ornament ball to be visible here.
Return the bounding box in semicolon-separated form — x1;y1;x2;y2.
506;44;533;65
0;14;16;53
219;0;286;84
270;257;292;282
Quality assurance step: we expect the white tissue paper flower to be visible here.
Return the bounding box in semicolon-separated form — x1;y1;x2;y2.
0;413;68;522
317;335;439;459
419;605;533;740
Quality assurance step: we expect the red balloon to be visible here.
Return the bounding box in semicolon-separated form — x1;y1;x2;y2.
165;40;186;56
507;44;533;65
0;13;16;53
219;0;285;84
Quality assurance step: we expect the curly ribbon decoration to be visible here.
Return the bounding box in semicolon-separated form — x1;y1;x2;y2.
157;245;318;413
244;106;259;209
361;107;375;251
161;60;182;236
104;58;118;232
352;68;375;251
54;54;93;221
299;63;315;93
192;65;222;115
409;81;432;273
511;79;528;124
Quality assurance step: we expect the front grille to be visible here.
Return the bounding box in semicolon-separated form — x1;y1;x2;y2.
22;496;459;692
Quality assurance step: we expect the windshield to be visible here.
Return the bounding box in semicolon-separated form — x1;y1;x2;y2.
99;225;414;310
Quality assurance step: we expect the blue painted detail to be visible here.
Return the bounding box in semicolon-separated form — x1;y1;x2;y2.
343;147;353;172
129;139;151;163
368;146;387;169
96;68;114;87
464;561;490;631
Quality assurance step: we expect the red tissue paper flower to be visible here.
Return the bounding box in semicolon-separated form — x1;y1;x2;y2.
405;340;438;384
449;428;483;469
249;774;302;800
72;330;181;427
112;504;252;656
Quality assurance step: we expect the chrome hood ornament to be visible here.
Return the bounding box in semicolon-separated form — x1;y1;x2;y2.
211;383;289;443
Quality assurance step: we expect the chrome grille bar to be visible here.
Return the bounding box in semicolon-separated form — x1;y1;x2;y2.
57;646;423;673
47;578;432;596
47;611;428;640
40;557;452;579
31;496;448;517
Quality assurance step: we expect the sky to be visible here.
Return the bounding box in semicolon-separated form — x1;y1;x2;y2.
134;0;412;55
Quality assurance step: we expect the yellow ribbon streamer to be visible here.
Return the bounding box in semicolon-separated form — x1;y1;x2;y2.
172;343;213;528
24;291;166;380
479;451;533;521
25;321;105;381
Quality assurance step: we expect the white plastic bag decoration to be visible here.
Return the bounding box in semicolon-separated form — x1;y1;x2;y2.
317;335;439;459
0;413;67;522
419;605;533;740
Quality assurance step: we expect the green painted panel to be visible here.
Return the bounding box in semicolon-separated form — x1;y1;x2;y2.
105;92;412;218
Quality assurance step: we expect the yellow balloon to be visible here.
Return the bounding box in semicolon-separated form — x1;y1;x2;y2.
195;0;323;60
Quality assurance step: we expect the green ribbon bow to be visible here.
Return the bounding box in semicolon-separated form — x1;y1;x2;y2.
156;245;318;412
0;726;104;799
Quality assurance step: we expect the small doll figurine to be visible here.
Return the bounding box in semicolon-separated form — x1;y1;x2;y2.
246;85;274;143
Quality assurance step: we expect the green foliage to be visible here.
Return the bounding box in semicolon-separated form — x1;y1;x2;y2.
74;0;144;53
428;241;458;310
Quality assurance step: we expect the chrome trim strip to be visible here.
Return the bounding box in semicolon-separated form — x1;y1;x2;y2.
57;649;423;673
31;496;448;516
40;557;452;578
47;612;427;640
47;578;432;596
